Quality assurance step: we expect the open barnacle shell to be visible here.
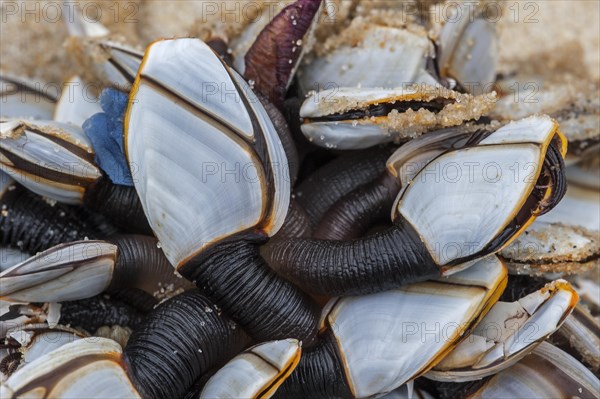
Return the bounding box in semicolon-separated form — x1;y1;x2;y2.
319;256;507;398
299;86;494;149
297;22;438;94
0;119;102;204
427;279;578;381
0;302;51;339
0;74;57;120
392;115;567;268
125;38;290;269
434;0;498;94
0;338;140;399
500;164;600;276
1;324;86;377
0;241;117;303
200;339;301;399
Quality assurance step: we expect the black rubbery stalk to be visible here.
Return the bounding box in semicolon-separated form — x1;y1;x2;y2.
181;238;320;344
84;176;152;234
0;183;100;253
59;294;147;332
123;289;250;399
259;93;300;184
107;235;192;294
313;172;401;240
267;217;439;296
271;199;312;240
295;146;394;227
275;331;353;399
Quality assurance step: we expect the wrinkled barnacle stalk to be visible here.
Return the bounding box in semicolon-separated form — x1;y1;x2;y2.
199;339;302;398
1;290;250;399
0;119;151;233
125;38;320;343
426;279;578;381
0;172;107;254
299;86;495;149
58;291;152;336
313;124;483;240
267;115;568;296
0;235;192;303
276;257;507;398
0;73;57;120
434;342;600;399
294;145;395;229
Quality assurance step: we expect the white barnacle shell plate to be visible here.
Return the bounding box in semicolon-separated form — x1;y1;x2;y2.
0;241;117;303
125;38;290;268
0;338;140;399
322;256;506;398
9;324;85;367
200;338;301;399
0;74;57;120
393;115;561;266
297;25;438;94
54;76;102;127
436;1;497;93
0;119;102;204
300;87;420;149
428;280;578;381
500;165;599;272
470;341;600;398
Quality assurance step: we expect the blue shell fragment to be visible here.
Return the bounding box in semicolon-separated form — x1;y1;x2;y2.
83;88;134;186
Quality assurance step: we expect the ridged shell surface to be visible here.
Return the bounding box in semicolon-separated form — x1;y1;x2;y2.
125;38;290;268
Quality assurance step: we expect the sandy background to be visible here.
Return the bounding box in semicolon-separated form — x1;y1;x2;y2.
1;0;599;86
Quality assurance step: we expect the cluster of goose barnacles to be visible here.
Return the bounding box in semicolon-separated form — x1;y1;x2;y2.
0;1;598;398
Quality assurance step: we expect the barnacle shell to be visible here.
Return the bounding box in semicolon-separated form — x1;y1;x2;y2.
393;115;565;266
200;339;301;398
0;74;57;120
501;165;600;275
428;280;578;381
0;338;140;399
65;39;143;91
0;241;117;302
125;38;290;269
298;23;438;93
53;76;102;127
435;0;498;93
3;324;86;374
0;119;102;204
300;86;494;149
320;256;507;398
466;341;600;398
